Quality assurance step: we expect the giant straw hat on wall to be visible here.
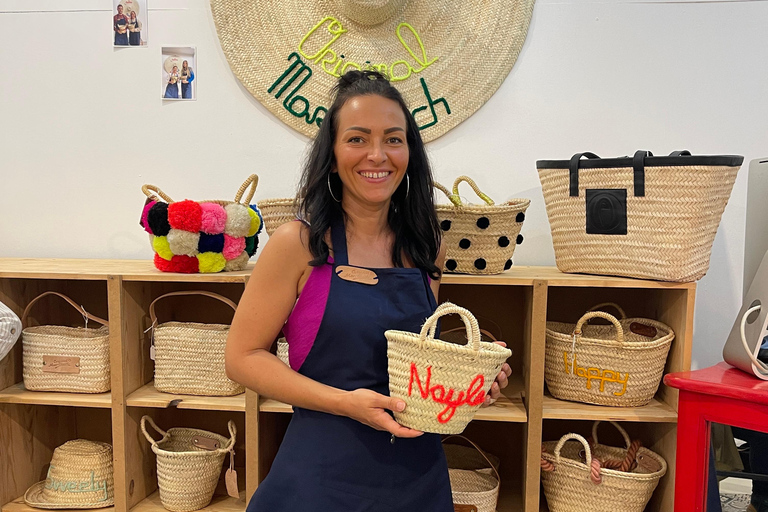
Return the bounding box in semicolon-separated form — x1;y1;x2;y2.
209;0;536;142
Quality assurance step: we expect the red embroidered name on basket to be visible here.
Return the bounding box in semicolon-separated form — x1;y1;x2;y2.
408;363;486;423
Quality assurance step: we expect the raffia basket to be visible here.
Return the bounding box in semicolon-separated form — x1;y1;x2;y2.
141;416;236;512
443;435;500;512
386;303;511;434
150;291;244;396
545;304;673;407
256;198;296;236
22;292;110;393
276;337;289;366
537;150;743;282
541;421;667;512
435;176;530;275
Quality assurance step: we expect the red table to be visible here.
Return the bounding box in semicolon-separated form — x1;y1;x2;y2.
664;362;768;511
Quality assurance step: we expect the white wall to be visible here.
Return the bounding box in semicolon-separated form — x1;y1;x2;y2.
1;0;766;369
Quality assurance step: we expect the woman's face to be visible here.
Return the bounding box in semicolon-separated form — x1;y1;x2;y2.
333;94;409;209
130;12;136;19
172;66;178;72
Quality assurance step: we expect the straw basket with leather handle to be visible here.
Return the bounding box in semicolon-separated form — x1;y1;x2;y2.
435;176;530;275
386;303;511;434
256;198;296;236
22;292;110;393
545;304;674;407
537;150;743;281
150;291;244;396
443;435;500;512
141;416;237;512
541;421;667;512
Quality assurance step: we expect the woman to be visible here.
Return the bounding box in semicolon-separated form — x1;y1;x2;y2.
180;60;194;99
128;11;141;46
226;70;511;511
164;65;179;99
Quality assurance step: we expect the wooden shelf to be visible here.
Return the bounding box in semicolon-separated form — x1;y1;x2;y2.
126;382;245;412
542;393;678;422
497;486;523;512
3;495;115;512
130;492;245;512
0;383;112;408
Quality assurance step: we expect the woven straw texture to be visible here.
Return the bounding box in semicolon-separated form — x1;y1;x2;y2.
208;0;535;143
142;416;236;512
24;440;114;509
151;291;244;396
541;422;667;512
443;436;500;512
386;303;511;434
257;198;297;236
22;292;110;393
435;176;529;275
276;337;289;366
545;306;673;407
538;156;740;282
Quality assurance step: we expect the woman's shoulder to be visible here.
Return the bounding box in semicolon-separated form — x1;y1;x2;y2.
264;220;312;260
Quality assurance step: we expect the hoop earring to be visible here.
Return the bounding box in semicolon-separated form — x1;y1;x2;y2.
328;173;341;203
406;174;410;200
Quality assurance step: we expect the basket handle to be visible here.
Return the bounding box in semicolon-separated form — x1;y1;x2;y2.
442;435;501;483
434;182;462;207
149;291;238;326
222;420;237;453
21;291;108;329
452;176;494;206
553;433;593;469
442;326;498;342
420;303;481;353
568;152;601;197
142;184;174;203
591;420;632;450
573;311;625;344
586;303;627;320
234;175;259;205
141;415;170;447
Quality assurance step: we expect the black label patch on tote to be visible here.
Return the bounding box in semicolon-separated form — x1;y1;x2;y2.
586;189;627;235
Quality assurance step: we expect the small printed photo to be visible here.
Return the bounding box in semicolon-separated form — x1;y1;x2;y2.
113;0;147;47
162;47;196;100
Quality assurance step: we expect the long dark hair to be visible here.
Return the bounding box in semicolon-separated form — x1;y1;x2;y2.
297;70;441;279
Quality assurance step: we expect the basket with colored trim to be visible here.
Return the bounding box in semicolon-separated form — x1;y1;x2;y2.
22;292;110;393
150;291;244;396
537;150;743;282
141;416;237;512
140;174;263;273
386;303;511;434
256;198;296;236
540;421;667;512
435;176;530;275
443;435;500;512
545;303;674;407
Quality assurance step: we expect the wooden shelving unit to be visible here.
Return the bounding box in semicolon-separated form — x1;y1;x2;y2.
0;259;695;512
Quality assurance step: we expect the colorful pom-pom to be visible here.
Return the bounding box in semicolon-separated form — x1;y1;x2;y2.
197;252;226;273
225;204;252;238
224;251;249;271
168;229;200;257
152;236;174;261
247;207;262;237
141;200;157;234
198;233;225;253
154;253;199;273
200;203;227;234
245;235;258;257
147;203;170;236
249;205;264;236
168;200;202;233
223;234;246;260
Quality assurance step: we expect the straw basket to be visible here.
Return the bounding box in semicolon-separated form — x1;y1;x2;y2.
22;292;110;393
537;150;743;281
443;435;500;512
435;176;530;275
141;416;236;512
541;421;667;512
276;337;289;366
256;198;296;236
545;304;673;407
386;303;511;434
150;291;244;396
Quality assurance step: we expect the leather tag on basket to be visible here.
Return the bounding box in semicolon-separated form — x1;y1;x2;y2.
454;505;478;512
336;265;378;285
225;451;239;498
637;453;663;473
192;436;220;450
629;322;658;338
42;356;81;374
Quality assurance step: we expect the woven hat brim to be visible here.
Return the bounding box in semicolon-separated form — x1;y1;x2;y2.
24;481;114;510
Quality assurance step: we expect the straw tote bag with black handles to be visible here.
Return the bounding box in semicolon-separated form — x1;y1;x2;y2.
537;150;743;282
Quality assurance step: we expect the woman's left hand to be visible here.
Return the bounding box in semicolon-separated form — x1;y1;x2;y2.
481;341;512;407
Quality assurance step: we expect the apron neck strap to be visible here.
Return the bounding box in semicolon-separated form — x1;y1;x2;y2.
330;215;349;266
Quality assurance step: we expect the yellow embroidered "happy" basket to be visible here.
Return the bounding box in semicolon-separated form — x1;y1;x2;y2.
544;304;674;407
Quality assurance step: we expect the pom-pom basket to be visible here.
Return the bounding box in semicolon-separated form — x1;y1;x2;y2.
435;176;530;275
386;303;511;434
22;292;110;393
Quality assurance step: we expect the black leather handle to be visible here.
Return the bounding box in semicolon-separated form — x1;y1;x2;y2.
569;152;601;197
632;150;653;197
669;150;691;157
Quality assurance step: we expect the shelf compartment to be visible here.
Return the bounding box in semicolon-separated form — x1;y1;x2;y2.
542;393;677;422
126;382;245;412
130;492;245;512
0;383;112;408
3;496;115;512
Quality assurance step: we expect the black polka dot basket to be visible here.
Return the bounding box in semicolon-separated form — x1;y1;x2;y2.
435;176;530;275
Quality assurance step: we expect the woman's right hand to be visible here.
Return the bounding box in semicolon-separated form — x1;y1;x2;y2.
340;388;423;438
